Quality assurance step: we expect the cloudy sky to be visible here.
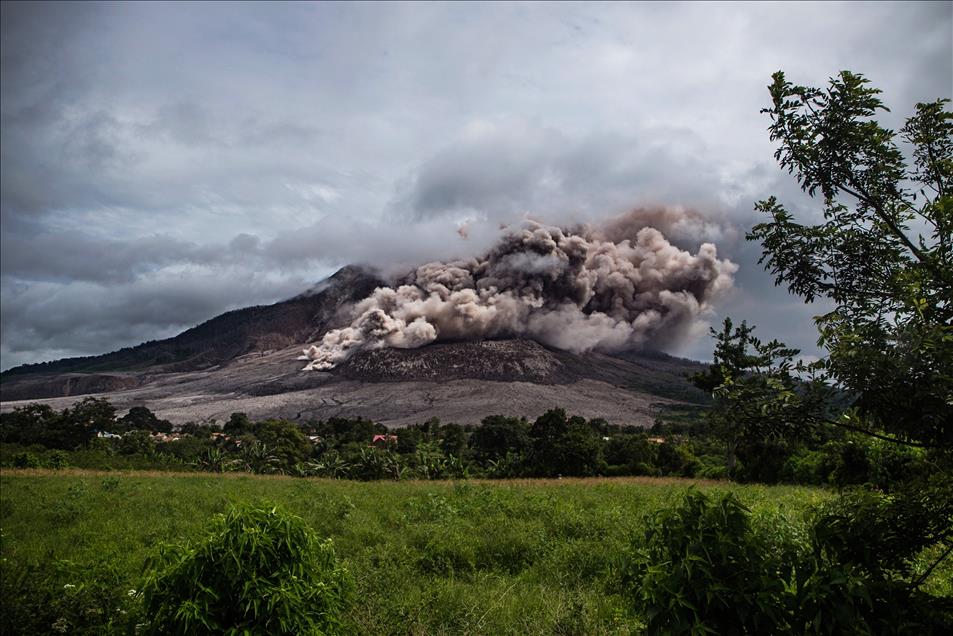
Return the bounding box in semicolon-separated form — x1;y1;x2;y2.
1;1;950;370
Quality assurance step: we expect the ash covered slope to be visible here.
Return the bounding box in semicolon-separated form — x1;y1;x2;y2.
0;266;383;400
337;339;708;403
0;338;708;427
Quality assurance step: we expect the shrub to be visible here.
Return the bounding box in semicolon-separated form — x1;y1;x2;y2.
780;448;826;485
46;450;70;469
625;488;953;635
0;558;140;635
623;489;792;634
141;503;353;635
12;452;40;469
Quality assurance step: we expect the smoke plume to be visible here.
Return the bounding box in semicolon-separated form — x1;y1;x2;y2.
299;212;737;370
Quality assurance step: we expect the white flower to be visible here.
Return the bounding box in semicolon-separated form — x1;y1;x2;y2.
62;583;76;591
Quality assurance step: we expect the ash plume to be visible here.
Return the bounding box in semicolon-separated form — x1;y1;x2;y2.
299;212;737;370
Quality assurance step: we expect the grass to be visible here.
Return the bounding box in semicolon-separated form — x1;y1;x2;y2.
0;469;834;634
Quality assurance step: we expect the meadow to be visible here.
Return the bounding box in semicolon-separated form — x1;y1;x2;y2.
0;470;832;635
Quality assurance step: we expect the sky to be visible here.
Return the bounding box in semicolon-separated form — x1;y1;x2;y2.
1;1;951;371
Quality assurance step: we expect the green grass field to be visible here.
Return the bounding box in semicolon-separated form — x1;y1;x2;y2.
1;470;836;634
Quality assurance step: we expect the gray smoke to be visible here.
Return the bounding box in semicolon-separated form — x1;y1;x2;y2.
299;212;737;370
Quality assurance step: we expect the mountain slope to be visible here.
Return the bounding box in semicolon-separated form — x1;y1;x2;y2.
0;267;710;425
0;266;382;397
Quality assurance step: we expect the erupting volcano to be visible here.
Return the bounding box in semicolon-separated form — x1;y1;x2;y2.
299;213;736;370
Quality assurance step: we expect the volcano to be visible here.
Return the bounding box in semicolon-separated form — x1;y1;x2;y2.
0;267;709;427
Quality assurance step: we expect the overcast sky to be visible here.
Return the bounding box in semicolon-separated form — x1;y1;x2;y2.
1;1;951;370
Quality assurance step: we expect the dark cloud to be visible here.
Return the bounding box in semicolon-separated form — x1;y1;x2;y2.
1;1;950;370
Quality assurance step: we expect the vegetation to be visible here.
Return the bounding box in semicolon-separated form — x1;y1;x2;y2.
2;472;837;635
0;70;949;634
5;400;915;488
684;71;953;633
142;504;352;635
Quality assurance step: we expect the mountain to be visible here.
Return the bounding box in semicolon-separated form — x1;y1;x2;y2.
0;267;709;427
0;265;383;401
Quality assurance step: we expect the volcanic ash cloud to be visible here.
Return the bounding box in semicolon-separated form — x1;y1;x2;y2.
299;219;737;370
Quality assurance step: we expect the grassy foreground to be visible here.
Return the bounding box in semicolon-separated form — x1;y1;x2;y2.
1;470;829;634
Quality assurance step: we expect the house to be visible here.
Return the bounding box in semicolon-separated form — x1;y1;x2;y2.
150;432;183;443
371;434;398;446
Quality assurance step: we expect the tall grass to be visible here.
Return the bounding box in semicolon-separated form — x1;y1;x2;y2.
0;470;836;634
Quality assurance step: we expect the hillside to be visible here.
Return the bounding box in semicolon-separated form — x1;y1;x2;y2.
1;265;383;379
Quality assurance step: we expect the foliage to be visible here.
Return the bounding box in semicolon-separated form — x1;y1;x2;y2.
0;557;142;635
690;317;824;477
529;409;604;477
118;406;172;434
3;472;848;635
748;71;952;449
625;488;953;635
141;503;353;635
675;70;953;632
469;415;531;464
624;489;792;634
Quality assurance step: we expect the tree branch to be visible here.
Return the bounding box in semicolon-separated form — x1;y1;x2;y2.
816;416;939;449
910;538;953;591
837;181;927;263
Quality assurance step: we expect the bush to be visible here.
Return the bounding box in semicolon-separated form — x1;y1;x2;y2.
780;448;826;485
12;452;40;468
0;558;140;635
625;488;953;635
141;503;353;635
624;489;792;634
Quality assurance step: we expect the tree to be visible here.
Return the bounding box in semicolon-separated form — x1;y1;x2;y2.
59;397;116;448
690;318;815;475
222;412;252;436
251;419;313;471
529;409;603;477
0;403;58;445
120;406;172;433
700;70;953;622
469;415;531;464
749;71;952;449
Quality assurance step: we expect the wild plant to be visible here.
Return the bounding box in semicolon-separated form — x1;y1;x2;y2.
141;503;353;635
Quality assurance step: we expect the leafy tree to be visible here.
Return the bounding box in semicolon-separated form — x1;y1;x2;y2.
119;406;172;433
529;409;603;477
749;71;952;449
604;434;655;474
59;397;117;448
222;412;252;436
690;318;816;475
693;70;953;625
251;419;313;470
0;403;58;445
469;415;531;463
319;417;382;445
438;423;467;457
653;442;699;478
119;430;156;456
